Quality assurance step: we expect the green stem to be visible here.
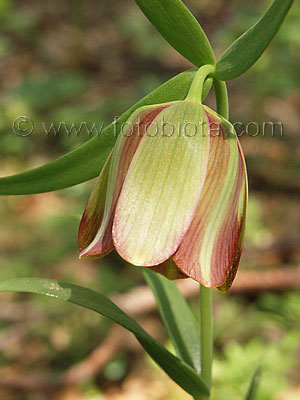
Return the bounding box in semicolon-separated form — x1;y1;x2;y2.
201;77;213;103
187;71;227;400
199;285;213;398
186;64;216;103
213;78;229;119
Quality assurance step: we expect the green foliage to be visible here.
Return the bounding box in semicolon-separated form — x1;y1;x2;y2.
135;0;215;67
143;269;201;373
0;70;195;195
213;335;296;400
0;0;294;197
245;367;262;400
212;292;300;400
0;278;209;398
0;1;298;398
216;0;294;80
0;69;216;196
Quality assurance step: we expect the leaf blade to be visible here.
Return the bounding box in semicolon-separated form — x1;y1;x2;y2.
0;277;209;397
135;0;215;67
0;69;210;196
245;367;262;400
216;0;294;80
143;269;201;373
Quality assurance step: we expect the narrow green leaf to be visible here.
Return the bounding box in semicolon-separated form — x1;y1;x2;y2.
216;0;294;80
143;269;200;373
245;367;262;400
0;70;212;196
135;0;215;66
0;278;209;397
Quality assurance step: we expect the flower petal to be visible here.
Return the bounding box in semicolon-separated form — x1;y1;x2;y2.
79;104;170;258
78;151;112;252
149;258;188;280
113;101;210;266
173;108;247;290
218;138;247;292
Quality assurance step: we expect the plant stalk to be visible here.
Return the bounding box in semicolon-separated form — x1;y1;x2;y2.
186;64;216;103
199;284;213;399
213;78;229;119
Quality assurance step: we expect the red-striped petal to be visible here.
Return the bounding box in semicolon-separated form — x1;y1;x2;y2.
79;104;170;258
173;107;247;290
112;101;210;266
78;151;112;253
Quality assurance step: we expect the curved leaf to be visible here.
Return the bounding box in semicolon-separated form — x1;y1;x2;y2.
0;71;212;196
135;0;215;66
143;269;201;373
0;277;209;397
216;0;294;80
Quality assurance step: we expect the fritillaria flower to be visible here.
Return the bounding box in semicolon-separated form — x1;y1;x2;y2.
78;83;247;291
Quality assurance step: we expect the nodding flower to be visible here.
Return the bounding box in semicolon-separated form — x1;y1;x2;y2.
78;66;247;292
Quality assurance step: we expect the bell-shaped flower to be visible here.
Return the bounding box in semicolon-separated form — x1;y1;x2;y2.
78;69;247;292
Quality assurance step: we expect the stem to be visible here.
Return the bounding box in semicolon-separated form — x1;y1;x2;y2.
199;285;213;398
186;64;216;103
187;71;226;400
213;78;229;119
201;77;213;103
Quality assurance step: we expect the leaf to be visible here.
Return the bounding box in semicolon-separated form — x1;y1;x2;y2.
0;70;212;196
135;0;215;67
143;269;201;373
0;278;209;397
245;367;262;400
216;0;294;80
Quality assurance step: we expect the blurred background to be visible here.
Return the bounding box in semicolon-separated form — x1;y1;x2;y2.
0;0;299;399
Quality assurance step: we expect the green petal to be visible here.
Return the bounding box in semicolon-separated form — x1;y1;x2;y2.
173;108;247;290
79;104;170;258
113;101;210;266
